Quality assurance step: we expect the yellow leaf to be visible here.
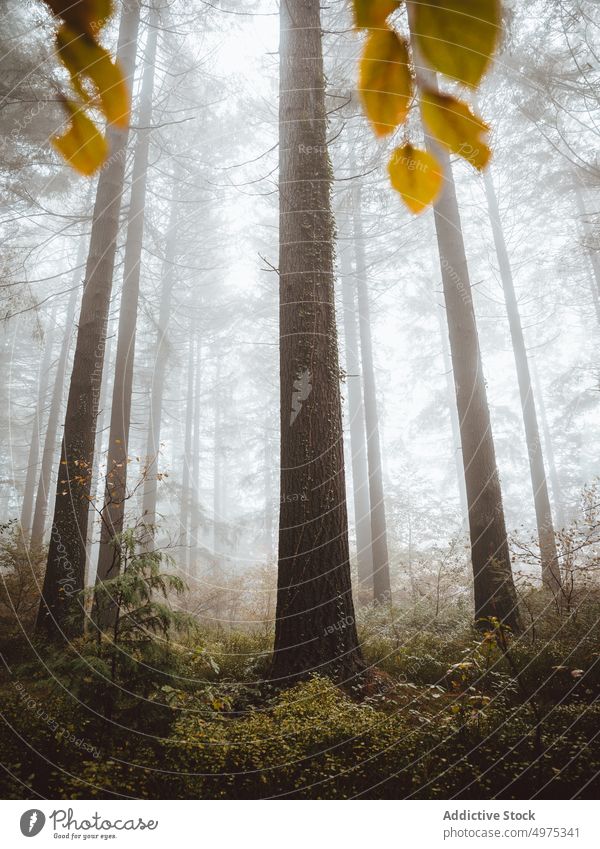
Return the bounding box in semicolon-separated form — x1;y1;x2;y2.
352;0;400;29
52;101;108;176
388;144;443;213
359;28;413;137
44;0;114;36
413;0;501;87
57;25;130;128
421;91;491;169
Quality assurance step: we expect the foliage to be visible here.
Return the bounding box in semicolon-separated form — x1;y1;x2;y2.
353;0;501;212
42;0;129;174
0;522;45;637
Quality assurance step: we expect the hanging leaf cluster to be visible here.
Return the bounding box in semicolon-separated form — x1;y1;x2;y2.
353;0;501;214
43;0;129;175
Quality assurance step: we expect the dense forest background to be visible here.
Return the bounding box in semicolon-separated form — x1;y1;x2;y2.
0;0;599;800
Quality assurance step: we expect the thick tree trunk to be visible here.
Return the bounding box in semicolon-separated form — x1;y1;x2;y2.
351;181;392;604
94;8;158;628
483;167;561;595
339;230;373;595
141;185;179;543
263;410;275;560
21;305;57;537
36;0;142;640
271;0;364;683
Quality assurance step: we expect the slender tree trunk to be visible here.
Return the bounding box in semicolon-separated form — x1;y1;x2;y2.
530;355;566;530
339;230;373;595
350;181;392;603
180;332;196;568
189;339;202;574
407;11;519;629
483;167;561;595
21;305;57;537
212;350;222;575
36;0;142;640
141;184;179;542
272;0;364;683
94;8;158;628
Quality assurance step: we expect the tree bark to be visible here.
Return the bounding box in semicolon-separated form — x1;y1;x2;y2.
36;0;142;640
351;179;392;603
530;354;566;530
339;227;373;595
271;0;364;683
574;179;600;326
483;166;561;595
94;6;158;628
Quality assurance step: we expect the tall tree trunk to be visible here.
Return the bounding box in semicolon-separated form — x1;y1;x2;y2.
36;0;142;640
180;332;196;568
31;243;85;550
189;338;202;574
339;229;373;595
530;355;566;530
483;167;561;595
351;181;392;604
21;305;57;537
407;10;519;629
94;7;158;627
272;0;364;683
212;349;222;576
141;184;179;543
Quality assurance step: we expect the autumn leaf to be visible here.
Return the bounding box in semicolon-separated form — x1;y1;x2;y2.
421;91;491;169
359;28;413;137
413;0;501;87
388;144;443;213
57;25;129;128
352;0;400;29
52;100;108;176
44;0;114;36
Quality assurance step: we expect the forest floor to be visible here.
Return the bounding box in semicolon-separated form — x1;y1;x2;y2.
1;591;599;800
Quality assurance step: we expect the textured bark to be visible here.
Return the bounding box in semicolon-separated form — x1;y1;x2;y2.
140;186;179;542
351;180;391;603
271;0;364;683
263;410;275;560
339;232;373;594
36;0;142;640
94;8;158;628
483;167;561;595
190;339;202;573
31;248;84;550
21;306;57;537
